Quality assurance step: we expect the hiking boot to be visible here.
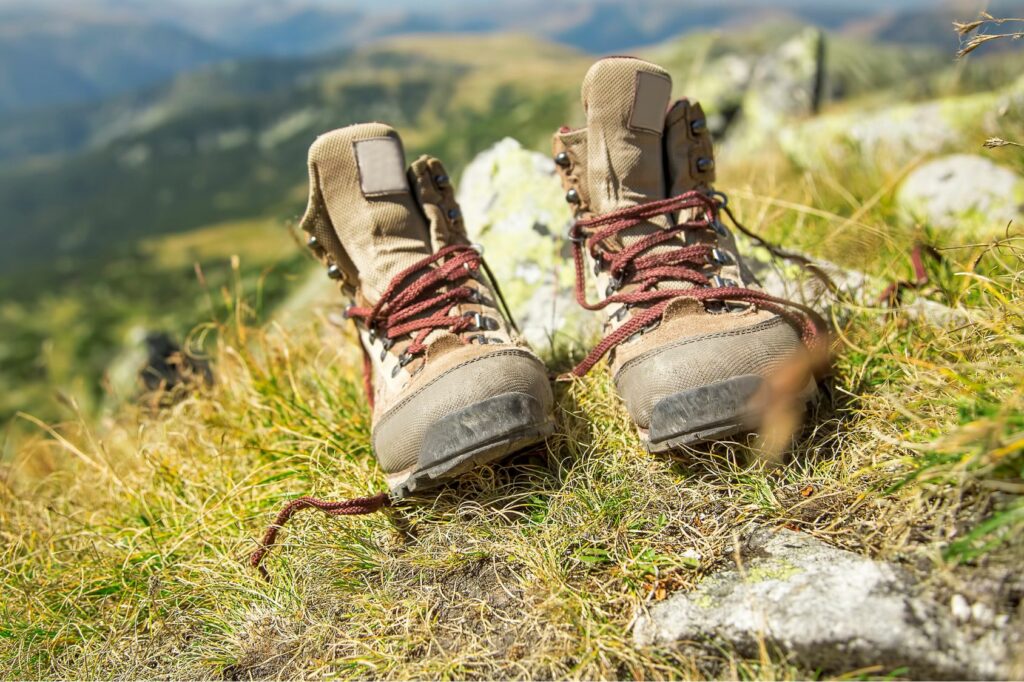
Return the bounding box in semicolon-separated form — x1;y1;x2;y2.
299;122;554;496
552;58;824;452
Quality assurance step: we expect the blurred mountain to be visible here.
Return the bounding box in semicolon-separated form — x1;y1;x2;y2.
7;0;1022;117
0;17;231;114
4;18;1022;285
0;34;587;279
844;1;1024;51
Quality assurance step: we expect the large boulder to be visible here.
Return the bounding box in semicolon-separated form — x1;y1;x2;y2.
457;137;599;353
634;528;1010;679
683;54;754;136
896;154;1024;237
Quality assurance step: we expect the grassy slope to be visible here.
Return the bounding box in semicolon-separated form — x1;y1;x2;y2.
3;32;1024;680
0;218;308;430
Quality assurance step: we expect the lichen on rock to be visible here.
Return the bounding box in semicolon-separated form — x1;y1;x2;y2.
634;528;1011;679
457;137;600;353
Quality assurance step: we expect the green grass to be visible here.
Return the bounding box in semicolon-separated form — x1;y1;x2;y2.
0;218;308;431
2;131;1023;679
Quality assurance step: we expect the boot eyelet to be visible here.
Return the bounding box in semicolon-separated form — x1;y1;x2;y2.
567;221;585;243
697;157;715;173
709;248;733;265
625;319;659;343
368;328;376;343
327;263;343;280
605;277;623;297
712;221;729;237
390;352;413;376
306;235;319;249
566;188;580;204
708;190;728;207
463;313;498;331
447;207;461;220
554;151;571;167
690;118;707;135
710;275;736;288
434;174;449;187
610;305;630;322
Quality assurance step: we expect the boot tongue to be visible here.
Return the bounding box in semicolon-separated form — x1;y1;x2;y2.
307;123;430;302
582;57;673;247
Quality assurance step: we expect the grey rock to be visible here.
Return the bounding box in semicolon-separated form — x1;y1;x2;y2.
634;528;1008;679
901;297;975;328
737;236;979;328
779;81;1019;171
736;234;869;310
684;54;754;136
896;154;1024;237
457;137;600;352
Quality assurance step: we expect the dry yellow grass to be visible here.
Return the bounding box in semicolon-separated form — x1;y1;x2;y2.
3;153;1022;678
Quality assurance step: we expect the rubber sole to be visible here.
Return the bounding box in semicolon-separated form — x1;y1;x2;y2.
387;392;553;498
643;374;821;452
642;374;764;453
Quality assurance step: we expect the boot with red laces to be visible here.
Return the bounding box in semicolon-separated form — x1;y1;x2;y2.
553;57;825;452
300;122;555;493
252;123;555;578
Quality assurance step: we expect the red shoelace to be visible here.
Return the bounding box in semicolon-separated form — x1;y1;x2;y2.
346;244;486;359
343;244;493;408
569;190;826;376
249;493;392;581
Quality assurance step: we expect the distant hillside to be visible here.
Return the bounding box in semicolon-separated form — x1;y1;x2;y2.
4;0;1022;117
844;0;1024;52
0;18;231;114
0;34;587;283
1;18;1021;283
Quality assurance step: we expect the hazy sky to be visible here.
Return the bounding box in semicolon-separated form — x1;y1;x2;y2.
0;0;945;7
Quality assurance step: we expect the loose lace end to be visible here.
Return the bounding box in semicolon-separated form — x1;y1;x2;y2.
250;492;393;581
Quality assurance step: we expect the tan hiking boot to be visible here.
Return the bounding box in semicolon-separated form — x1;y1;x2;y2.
553;58;824;452
300;122;554;496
